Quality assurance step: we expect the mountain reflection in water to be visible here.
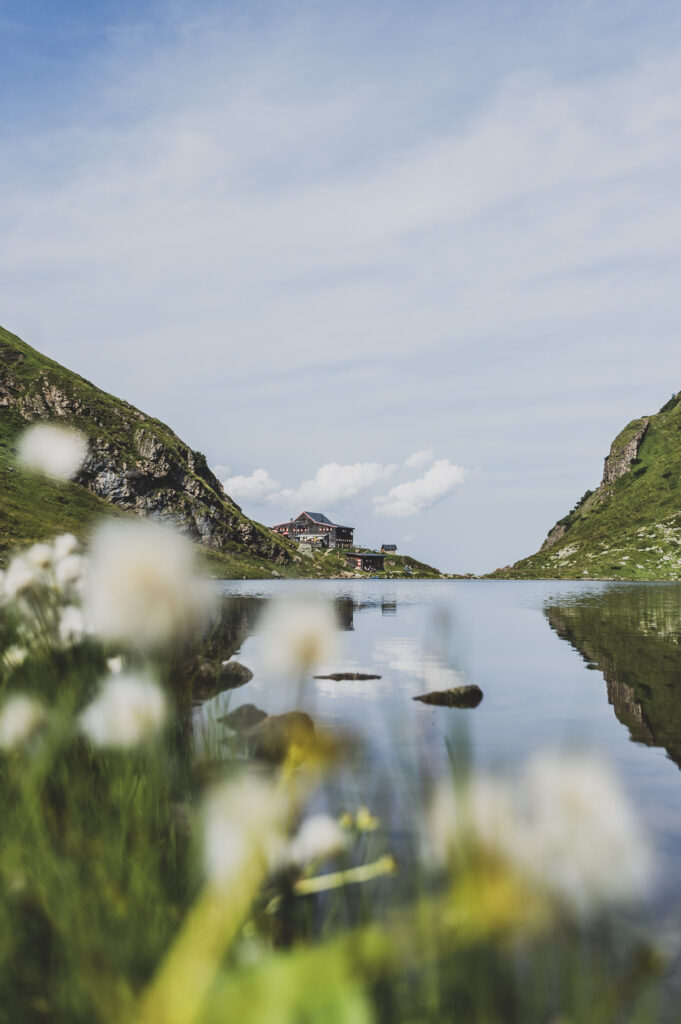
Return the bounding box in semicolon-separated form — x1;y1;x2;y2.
545;585;681;769
209;579;681;908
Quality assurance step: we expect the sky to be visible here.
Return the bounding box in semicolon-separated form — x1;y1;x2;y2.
2;0;681;573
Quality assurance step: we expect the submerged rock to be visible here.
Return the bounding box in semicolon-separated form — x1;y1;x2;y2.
314;672;382;681
413;684;483;709
246;711;316;763
218;703;268;732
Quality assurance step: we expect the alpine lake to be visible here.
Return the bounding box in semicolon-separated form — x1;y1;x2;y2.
197;579;681;928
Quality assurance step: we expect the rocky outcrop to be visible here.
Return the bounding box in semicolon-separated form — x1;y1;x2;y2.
541;522;568;552
601;417;649;487
0;340;291;565
539;417;650;555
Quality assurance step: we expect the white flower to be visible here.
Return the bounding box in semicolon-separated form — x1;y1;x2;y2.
18;423;88;480
203;775;289;889
425;752;651;915
3;645;28;670
85;519;214;649
425;776;515;868
26;543;53;570
517;753;652;914
79;672;167;748
259;595;340;676
0;695;45;749
285;814;347;866
54;554;87;589
4;556;40;599
53;533;79;560
106;656;124;674
59;605;85;646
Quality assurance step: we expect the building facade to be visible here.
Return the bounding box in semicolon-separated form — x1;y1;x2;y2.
345;552;385;572
271;511;354;549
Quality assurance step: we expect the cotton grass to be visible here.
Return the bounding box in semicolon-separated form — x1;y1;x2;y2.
285;814;348;866
426;752;651;916
85;519;214;649
259;594;340;676
0;695;45;749
18;423;88;480
79;672;167;748
203;775;289;889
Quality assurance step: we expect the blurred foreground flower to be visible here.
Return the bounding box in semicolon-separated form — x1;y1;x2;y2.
203;775;289;890
53;533;79;561
520;752;652;914
25;543;53;570
79;672;166;748
3;555;42;600
0;695;45;749
260;595;340;676
426;752;651;916
2;645;28;670
286;813;348;866
18;422;88;480
85;519;215;649
59;605;86;646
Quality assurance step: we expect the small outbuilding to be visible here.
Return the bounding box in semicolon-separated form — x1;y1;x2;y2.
345;552;386;572
380;544;397;553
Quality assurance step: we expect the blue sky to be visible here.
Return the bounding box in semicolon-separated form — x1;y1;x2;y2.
3;1;681;572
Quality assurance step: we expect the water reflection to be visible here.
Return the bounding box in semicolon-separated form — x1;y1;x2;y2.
545;585;681;769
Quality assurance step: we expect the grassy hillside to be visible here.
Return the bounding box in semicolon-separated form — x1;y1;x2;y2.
0;408;127;549
0;326;444;579
494;392;681;580
0;325;306;577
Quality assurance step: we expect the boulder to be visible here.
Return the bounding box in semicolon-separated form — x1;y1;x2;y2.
246;711;316;763
219;703;268;732
192;657;253;702
218;660;254;689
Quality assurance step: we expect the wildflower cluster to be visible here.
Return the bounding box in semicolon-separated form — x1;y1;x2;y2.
426;752;652;916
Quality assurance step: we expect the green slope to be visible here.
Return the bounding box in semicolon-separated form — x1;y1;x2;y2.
0;325;443;580
494;392;681;580
0;325;305;577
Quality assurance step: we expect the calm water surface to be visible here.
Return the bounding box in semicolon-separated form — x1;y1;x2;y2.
201;579;681;909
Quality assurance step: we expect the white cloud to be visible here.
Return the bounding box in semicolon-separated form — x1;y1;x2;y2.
373;459;468;517
272;461;396;509
223;468;279;503
404;449;435;470
212;464;231;480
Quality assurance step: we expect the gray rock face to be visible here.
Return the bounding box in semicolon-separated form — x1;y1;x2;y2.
2;361;291;565
540;417;650;554
541;522;568;552
601;418;649;486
